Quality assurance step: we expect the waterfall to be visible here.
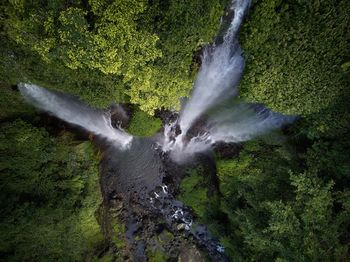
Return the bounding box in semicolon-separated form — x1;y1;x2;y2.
19;83;133;148
206;103;295;143
178;0;251;134
163;0;295;161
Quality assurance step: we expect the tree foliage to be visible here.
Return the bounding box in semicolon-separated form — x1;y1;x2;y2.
128;0;230;113
0;0;349;261
214;141;350;261
4;0;160;74
127;109;162;137
195;3;350;258
1;0;229;114
0;120;103;261
239;0;350;137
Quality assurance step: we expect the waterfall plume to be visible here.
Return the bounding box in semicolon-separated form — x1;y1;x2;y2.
162;0;295;161
19;83;133;148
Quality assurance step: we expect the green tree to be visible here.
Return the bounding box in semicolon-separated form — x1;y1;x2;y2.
0;120;103;261
127;109;162;136
215;141;349;261
1;0;161;109
243;174;349;261
4;0;160;75
129;0;230;113
1;0;229;115
239;0;350;137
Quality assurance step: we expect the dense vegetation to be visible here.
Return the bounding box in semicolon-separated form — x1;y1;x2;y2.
234;1;350;259
0;0;229;113
0;120;103;261
179;0;350;261
0;0;349;261
127;109;162;137
240;0;350;138
0;0;228;261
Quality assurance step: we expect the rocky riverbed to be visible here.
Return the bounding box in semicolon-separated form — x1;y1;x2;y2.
95;106;238;261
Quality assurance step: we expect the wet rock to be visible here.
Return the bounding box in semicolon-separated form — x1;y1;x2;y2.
214;4;235;46
185;116;209;141
158;229;174;243
109;199;123;212
213;141;243;159
191;46;205;69
109;103;132;129
99;138;229;261
177;223;187;231
154;109;178;125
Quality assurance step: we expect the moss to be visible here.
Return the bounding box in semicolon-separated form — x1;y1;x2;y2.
127;109;162;137
91;253;114;262
0;82;34;120
179;167;209;219
148;250;168;262
111;222;126;250
157;230;174;244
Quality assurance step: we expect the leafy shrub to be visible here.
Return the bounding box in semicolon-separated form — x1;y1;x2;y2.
127;109;162;137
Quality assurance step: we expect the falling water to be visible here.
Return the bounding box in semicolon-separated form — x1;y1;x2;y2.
163;0;295;161
178;0;251;134
206;103;295;143
18;83;133;148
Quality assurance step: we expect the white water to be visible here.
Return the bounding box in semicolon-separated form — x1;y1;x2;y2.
178;0;250;134
163;0;296;161
206;103;295;143
19;83;133;148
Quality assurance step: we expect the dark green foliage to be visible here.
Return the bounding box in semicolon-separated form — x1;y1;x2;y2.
0;120;103;261
147;250;168;262
0;0;229;115
127;109;162;136
204;2;350;259
0;0;349;261
179;166;224;237
132;0;230;113
215;141;349;261
179;167;209;218
0;82;34;119
239;0;350;138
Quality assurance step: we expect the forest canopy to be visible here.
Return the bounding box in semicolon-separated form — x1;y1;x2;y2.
0;0;349;261
1;0;229;113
